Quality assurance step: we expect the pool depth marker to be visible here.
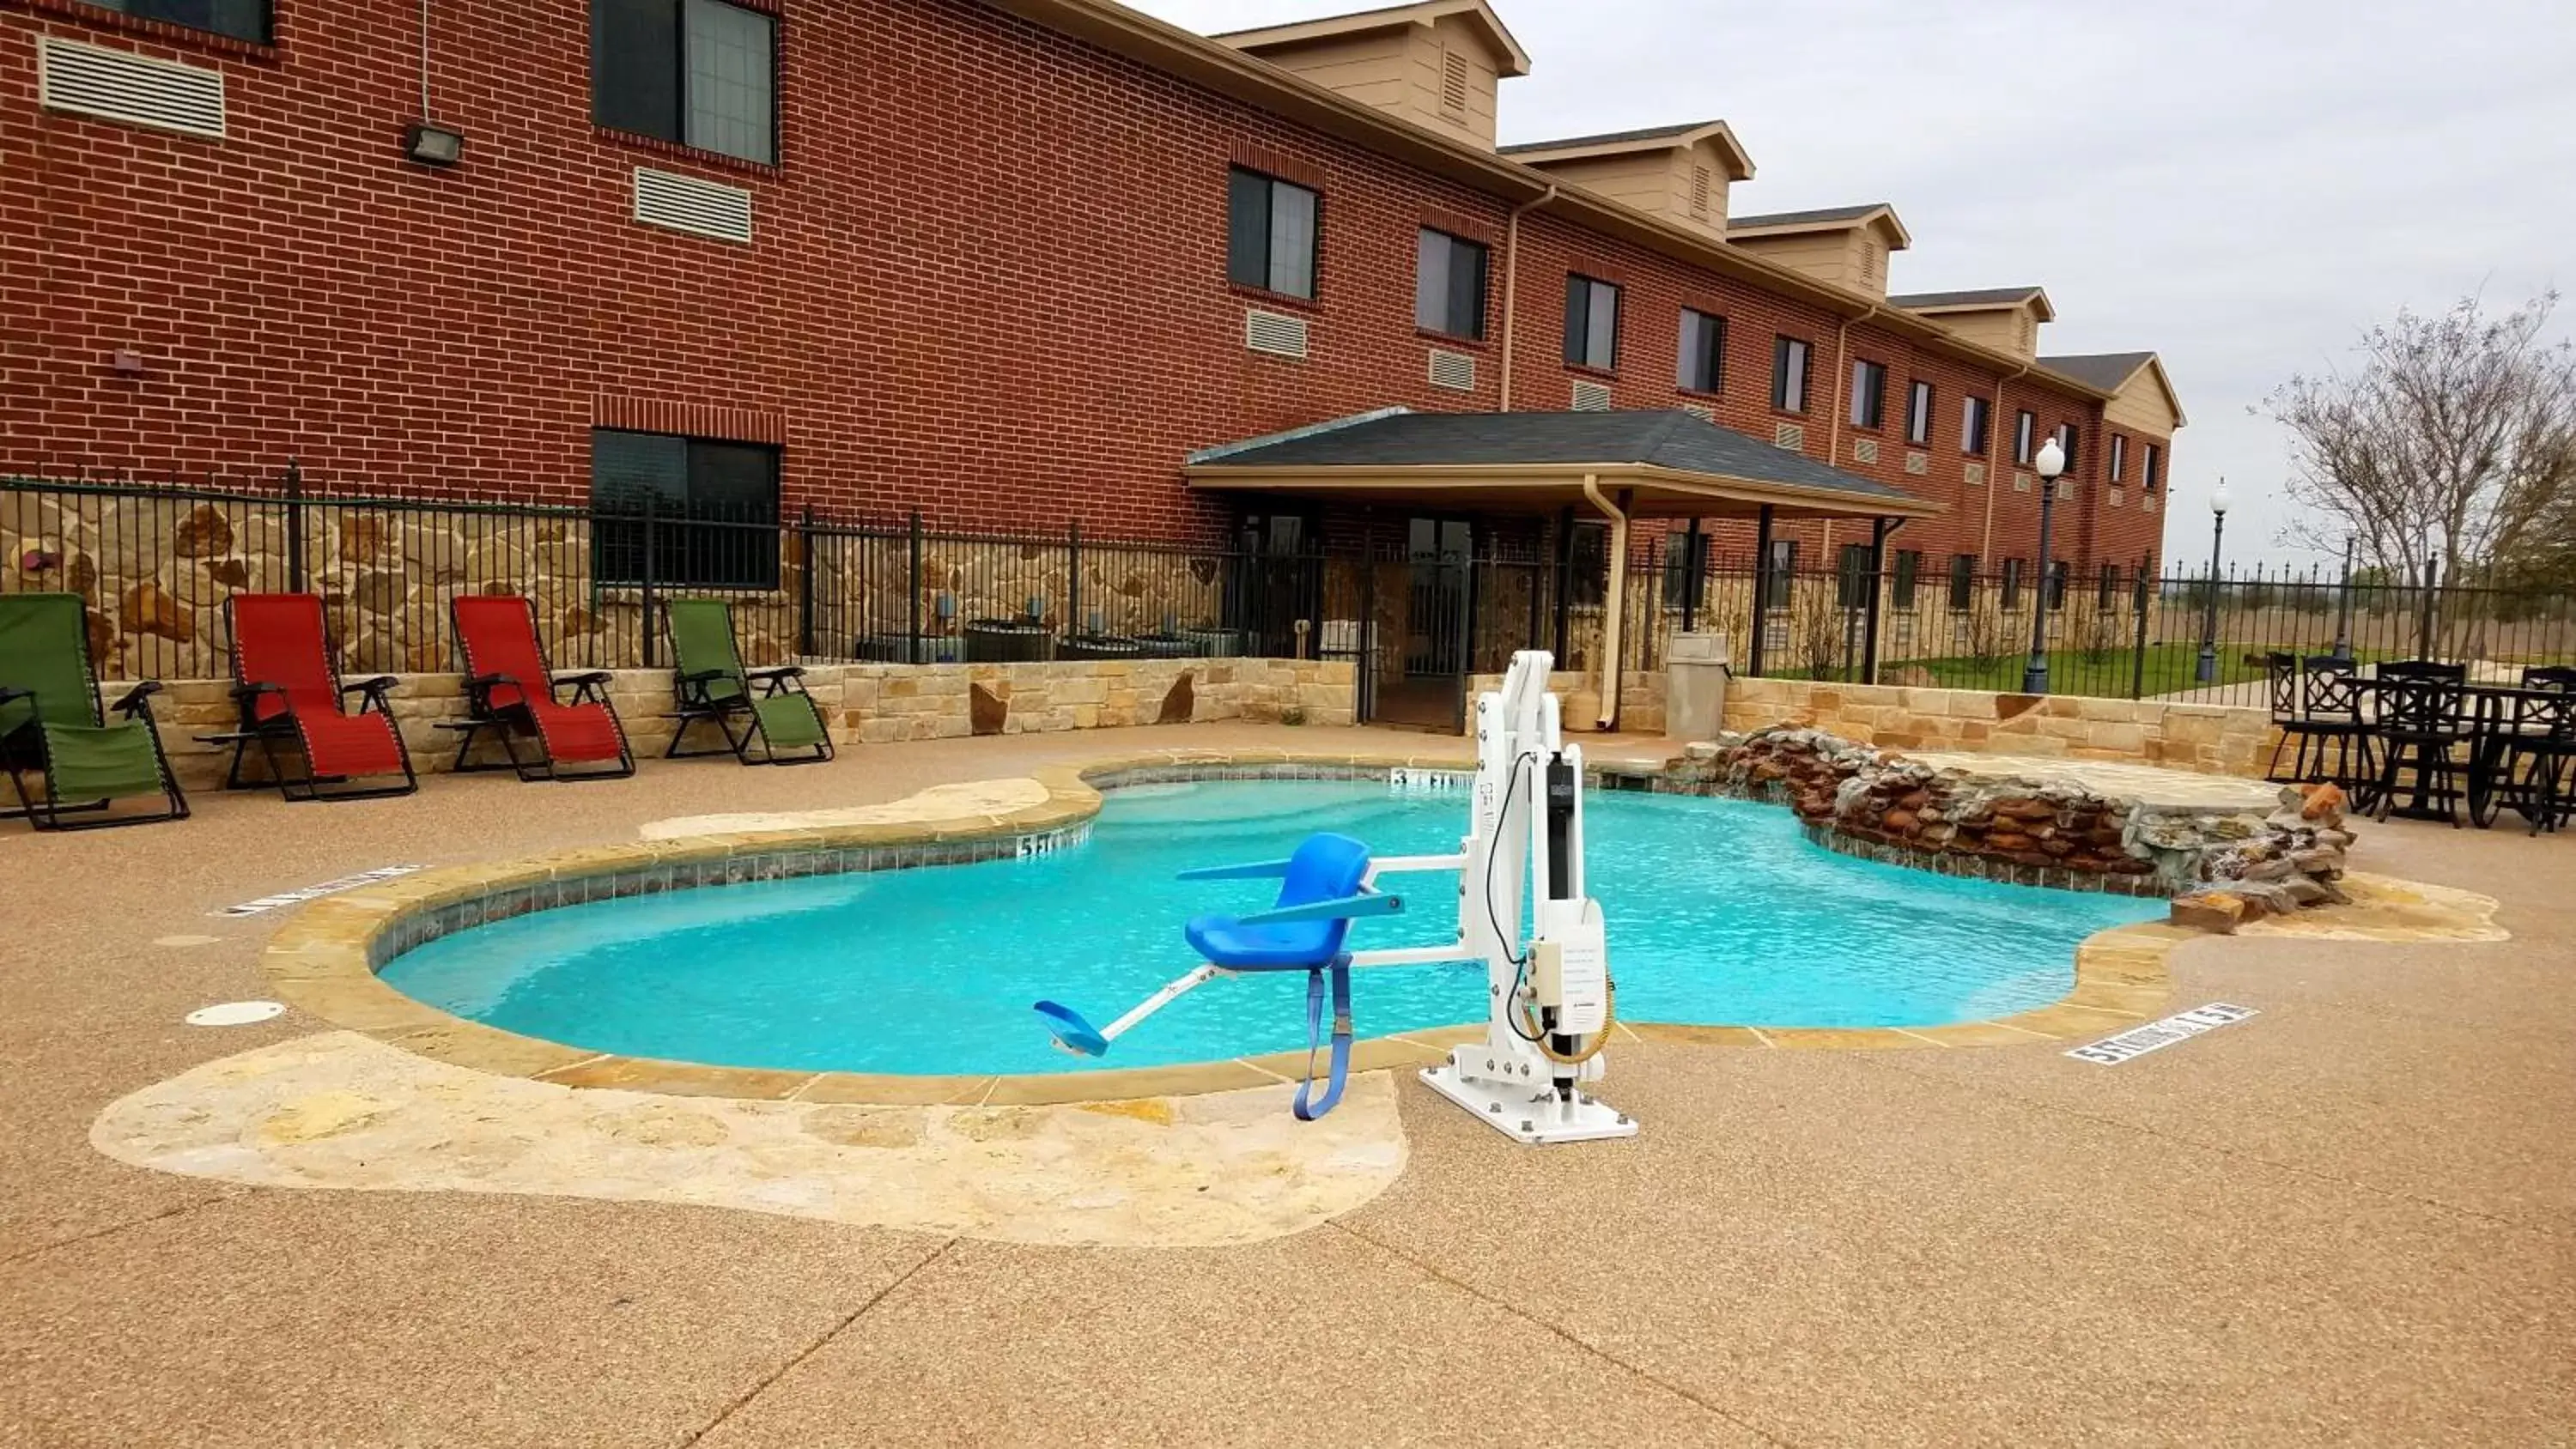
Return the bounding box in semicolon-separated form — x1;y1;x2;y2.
215;865;425;918
2066;1003;2258;1064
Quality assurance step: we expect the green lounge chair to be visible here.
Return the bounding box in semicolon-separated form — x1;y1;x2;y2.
664;598;833;765
0;592;189;830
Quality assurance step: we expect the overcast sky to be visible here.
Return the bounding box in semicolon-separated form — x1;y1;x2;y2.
1130;0;2576;569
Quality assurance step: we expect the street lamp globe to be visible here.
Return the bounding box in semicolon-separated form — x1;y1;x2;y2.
2033;437;2066;481
2210;477;2233;518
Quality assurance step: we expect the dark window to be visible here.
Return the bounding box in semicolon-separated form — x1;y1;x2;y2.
1414;228;1487;339
1961;395;1991;455
2054;423;2078;470
2142;442;2163;491
1772;336;1810;413
1905;379;1934;446
1763;538;1797;609
2098;562;2120;608
1677;308;1725;394
2046;559;2069;609
590;428;781;589
1893;549;1922;609
592;0;777;165
1228;167;1319;300
88;0;268;41
1848;360;1887;429
1563;276;1620;370
1947;553;1977;610
1662;529;1704;609
1568;521;1608;606
2109;433;2128;482
1835;543;1873;609
2014;409;2037;465
2002;558;2024;609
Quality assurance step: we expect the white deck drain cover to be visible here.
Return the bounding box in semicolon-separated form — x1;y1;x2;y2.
2067;1003;2257;1064
215;864;424;917
186;1001;284;1028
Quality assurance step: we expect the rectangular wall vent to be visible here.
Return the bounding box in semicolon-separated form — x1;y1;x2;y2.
1904;449;1929;476
1680;403;1714;422
1246;309;1309;359
38;38;224;139
1851;438;1880;464
2014;470;2033;493
1570;379;1613;412
1773;421;1806;451
1440;49;1471;116
1964;461;1987;487
635;167;754;244
1428;349;1476;391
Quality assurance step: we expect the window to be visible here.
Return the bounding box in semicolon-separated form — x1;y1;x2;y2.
1905;379;1934;446
1772;336;1810;413
2046;559;2069;609
2014;409;2037;465
592;0;777;166
2054;423;2078;470
1662;530;1704;609
1835;543;1874;609
590;428;781;589
1947;553;1977;610
86;0;269;41
2002;558;2025;609
1228;167;1319;300
2109;433;2128;483
1567;521;1608;606
2097;562;2120;608
1563;276;1620;370
1415;229;1487;339
1763;538;1797;609
1677;309;1725;394
2142;441;2163;492
1893;549;1922;610
1961;395;1992;454
1849;360;1887;430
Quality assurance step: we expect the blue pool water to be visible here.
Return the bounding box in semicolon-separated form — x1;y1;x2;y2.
380;779;2160;1075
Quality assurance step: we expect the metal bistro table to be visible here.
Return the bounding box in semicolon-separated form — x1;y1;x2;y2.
2364;676;2573;828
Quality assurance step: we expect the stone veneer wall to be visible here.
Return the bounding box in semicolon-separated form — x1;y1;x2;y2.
122;658;1353;791
1718;676;2281;777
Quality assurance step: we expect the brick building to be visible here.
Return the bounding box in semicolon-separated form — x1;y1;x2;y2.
2;0;2184;718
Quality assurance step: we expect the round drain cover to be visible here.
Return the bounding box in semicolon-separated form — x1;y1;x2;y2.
185;1001;285;1028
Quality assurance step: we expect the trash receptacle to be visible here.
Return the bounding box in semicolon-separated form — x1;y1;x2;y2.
963;619;1052;663
1666;632;1732;741
1060;634;1145;660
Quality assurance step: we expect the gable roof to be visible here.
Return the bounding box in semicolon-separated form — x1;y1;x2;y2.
2042;352;2188;427
1187;409;1935;519
1727;202;1911;251
1499;119;1755;179
1215;0;1532;77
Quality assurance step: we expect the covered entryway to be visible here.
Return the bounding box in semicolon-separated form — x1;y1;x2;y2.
1187;409;1941;731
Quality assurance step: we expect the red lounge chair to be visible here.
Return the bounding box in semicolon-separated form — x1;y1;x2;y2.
203;593;417;802
441;595;634;781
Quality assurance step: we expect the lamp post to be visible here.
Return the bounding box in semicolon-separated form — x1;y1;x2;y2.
2195;477;2233;685
2331;534;2356;659
2021;437;2067;694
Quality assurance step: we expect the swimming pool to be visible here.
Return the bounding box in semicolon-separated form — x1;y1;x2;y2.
378;779;2161;1075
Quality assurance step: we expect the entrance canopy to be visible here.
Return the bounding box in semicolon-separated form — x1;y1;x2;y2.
1185;408;1941;521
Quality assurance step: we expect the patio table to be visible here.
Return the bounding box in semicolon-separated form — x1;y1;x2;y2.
2361;677;2571;827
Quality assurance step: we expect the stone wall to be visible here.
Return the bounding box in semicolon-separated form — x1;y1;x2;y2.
1674;727;2352;903
120;658;1353;791
1718;675;2281;777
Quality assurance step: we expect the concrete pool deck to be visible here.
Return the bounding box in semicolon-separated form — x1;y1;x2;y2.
4;721;2573;1445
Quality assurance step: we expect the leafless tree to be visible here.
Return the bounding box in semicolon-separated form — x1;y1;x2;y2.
2267;292;2576;586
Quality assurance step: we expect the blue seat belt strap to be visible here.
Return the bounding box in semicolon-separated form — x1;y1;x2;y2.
1291;958;1354;1122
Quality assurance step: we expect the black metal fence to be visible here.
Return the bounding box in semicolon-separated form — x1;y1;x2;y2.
5;470;2571;716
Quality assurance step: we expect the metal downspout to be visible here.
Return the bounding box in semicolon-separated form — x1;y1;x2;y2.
1582;475;1627;731
1497;185;1558;411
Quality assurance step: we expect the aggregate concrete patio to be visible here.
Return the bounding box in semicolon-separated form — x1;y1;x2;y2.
3;722;2571;1446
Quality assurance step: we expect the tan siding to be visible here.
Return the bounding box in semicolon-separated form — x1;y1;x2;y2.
1251;33;1412;112
2105;370;2178;436
1925;307;2037;359
1729;232;1861;288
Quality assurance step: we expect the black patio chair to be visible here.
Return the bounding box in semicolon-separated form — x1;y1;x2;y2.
2276;655;2378;806
2477;686;2576;834
2522;666;2576;691
2260;652;2304;782
2370;663;2469;825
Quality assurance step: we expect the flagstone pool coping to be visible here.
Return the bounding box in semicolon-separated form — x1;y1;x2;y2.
259;746;2197;1105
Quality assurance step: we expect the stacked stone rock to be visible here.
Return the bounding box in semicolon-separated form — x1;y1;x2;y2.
1680;727;2354;915
2167;785;2354;932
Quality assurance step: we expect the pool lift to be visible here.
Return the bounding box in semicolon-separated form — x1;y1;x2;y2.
1034;651;1637;1146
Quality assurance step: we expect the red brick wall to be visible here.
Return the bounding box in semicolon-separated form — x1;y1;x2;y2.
1;0;2160;558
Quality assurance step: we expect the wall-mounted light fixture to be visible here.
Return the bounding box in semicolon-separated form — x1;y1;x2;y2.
404;120;465;167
